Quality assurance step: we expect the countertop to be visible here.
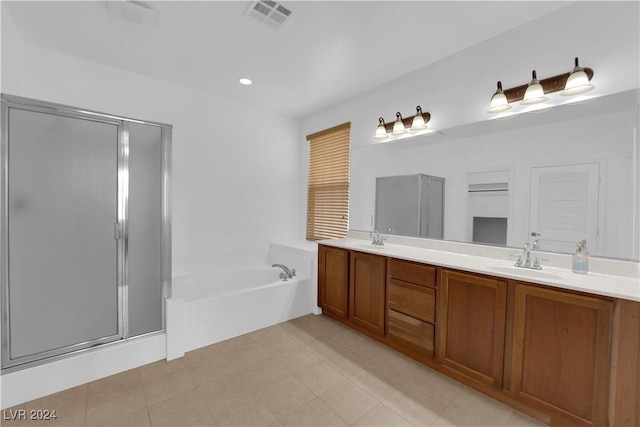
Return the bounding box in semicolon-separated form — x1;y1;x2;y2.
318;238;640;302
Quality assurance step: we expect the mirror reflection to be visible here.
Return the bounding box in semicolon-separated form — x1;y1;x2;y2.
352;89;639;261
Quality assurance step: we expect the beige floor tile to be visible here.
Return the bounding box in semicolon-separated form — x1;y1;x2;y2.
184;413;217;426
352;403;413;426
249;324;288;344
351;368;405;402
383;384;446;426
294;361;346;396
319;379;378;425
237;357;291;389
278;322;327;344
505;411;548;427
147;389;210;426
345;334;395;361
198;371;254;413
278;398;347;426
186;352;238;386
227;342;272;369
212;394;276;426
138;358;186;381
142;368;197;406
322;323;366;347
273;345;321;373
408;368;463;406
429;411;478;427
215;333;256;353
103;407;151;426
184;343;228;366
305;336;348;361
442;388;513;427
369;351;429;384
259;332;303;356
86;382;147;426
323;346;375;379
88;368;141;394
256;376;315;418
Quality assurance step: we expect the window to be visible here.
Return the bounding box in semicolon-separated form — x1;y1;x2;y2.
306;122;351;241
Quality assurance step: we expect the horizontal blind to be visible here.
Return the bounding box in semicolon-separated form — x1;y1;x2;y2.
306;122;350;241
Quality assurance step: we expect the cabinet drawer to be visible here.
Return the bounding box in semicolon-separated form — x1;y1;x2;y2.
388;258;436;288
388;279;435;323
388;310;434;357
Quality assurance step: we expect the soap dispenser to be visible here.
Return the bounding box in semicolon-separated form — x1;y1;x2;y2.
572;239;589;274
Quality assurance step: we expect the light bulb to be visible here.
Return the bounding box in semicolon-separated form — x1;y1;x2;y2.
521;70;548;105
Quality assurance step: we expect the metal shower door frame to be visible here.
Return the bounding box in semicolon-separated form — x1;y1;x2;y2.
0;94;172;372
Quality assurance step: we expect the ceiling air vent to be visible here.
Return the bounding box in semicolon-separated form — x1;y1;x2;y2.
245;1;293;30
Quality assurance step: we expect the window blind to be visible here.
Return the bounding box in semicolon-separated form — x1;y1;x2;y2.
306;122;350;241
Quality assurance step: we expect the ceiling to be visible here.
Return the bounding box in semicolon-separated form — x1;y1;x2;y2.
4;1;572;118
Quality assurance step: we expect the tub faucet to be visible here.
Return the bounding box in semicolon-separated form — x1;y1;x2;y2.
272;264;295;281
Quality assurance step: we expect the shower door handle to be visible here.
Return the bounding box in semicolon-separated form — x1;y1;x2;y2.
114;222;122;240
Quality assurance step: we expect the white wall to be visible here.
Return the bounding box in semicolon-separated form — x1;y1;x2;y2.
299;1;640;259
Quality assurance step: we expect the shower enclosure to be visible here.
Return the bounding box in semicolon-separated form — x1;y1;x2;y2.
1;95;171;371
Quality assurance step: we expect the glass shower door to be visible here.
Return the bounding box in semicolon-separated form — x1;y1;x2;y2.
4;106;122;368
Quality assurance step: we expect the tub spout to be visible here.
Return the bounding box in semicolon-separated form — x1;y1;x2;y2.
272;264;295;280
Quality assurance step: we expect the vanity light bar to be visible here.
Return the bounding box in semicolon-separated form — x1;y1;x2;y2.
374;106;434;141
487;57;594;114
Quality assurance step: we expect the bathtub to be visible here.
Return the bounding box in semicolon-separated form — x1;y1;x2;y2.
165;243;316;359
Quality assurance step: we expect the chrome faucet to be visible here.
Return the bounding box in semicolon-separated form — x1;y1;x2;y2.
369;229;385;246
514;241;543;270
272;264;295;281
523;242;531;267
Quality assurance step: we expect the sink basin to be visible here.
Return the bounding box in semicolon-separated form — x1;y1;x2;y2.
489;266;563;281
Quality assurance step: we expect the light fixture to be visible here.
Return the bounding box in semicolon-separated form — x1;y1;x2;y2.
373;106;434;141
561;57;594;96
411;106;427;130
487;81;511;114
238;77;253;86
374;117;388;139
521;70;548;105
487;57;594;115
392;112;407;135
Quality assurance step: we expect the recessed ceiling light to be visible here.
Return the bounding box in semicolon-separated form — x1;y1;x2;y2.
238;78;253;86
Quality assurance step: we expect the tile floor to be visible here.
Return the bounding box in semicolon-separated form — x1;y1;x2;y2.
2;314;547;427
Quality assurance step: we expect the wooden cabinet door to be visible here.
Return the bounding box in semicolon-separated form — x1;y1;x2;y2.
437;270;507;388
510;284;613;427
349;251;386;335
318;245;349;319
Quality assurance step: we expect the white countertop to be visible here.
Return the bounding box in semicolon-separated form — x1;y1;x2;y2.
319;237;640;302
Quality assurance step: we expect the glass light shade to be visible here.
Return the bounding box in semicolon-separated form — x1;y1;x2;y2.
561;69;594;96
521;82;547;105
487;92;511;114
410;114;427;130
392;113;406;135
374;124;388;139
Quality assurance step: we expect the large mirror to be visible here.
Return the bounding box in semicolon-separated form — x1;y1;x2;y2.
349;89;640;261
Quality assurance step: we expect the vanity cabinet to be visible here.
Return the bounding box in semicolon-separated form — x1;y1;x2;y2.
510;283;613;427
436;270;508;388
318;245;349;319
387;258;437;358
349;251;386;336
316;243;639;427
